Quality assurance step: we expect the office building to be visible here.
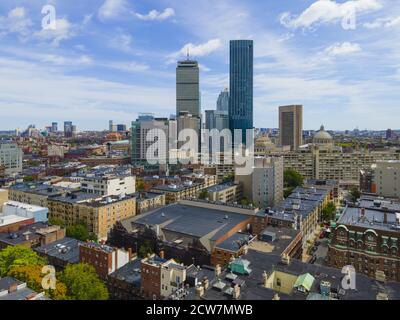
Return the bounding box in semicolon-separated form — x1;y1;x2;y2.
229;40;253;145
217;88;229;112
64;121;73;138
176;59;200;118
0;141;23;175
176;111;200;151
279;105;303;150
51;122;58;133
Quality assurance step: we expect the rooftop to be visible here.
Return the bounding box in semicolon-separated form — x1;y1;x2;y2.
207;182;237;193
34;237;81;264
108;258;142;286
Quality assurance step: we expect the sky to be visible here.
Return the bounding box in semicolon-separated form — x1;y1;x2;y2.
0;0;400;131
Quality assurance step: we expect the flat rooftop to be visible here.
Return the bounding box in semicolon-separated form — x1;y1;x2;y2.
9;183;65;196
337;206;400;233
121;203;251;242
34;237;81;264
108;258;141;286
207;183;237;193
151;182;202;192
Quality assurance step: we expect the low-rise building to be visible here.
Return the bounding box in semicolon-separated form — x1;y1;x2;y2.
207;182;242;204
150;182;205;204
0;277;49;300
8;183;65;207
35;237;82;270
135;192;165;215
328;195;400;282
2;201;48;223
107;258;142;300
79;241;133;279
0;223;65;249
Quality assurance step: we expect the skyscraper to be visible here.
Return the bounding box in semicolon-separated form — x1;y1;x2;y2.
217;88;229;112
278;105;303;150
64;121;73;138
229;40;253;145
176;59;200;118
51;122;58;133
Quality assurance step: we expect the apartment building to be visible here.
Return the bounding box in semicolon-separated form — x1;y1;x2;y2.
372;161;400;198
47;192;136;240
0;141;23;175
207;182;242;203
150;182;204;204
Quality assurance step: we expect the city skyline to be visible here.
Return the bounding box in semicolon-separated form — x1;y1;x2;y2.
0;0;400;131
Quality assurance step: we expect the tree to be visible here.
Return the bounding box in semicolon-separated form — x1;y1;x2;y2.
198;189;209;200
59;263;109;300
23;176;35;182
284;169;304;189
0;246;46;277
49;217;65;227
137;180;145;191
138;240;154;258
66;223;97;242
322;202;337;222
349;187;361;202
8;265;67;300
284;169;304;198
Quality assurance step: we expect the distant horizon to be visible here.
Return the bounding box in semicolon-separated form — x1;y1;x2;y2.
1;1;400;130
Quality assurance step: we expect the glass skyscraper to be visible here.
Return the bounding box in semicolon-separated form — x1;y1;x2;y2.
229;40;253;145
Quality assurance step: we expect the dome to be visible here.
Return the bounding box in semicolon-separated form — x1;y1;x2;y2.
313;125;333;143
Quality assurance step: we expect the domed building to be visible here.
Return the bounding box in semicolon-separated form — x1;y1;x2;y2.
312;125;334;149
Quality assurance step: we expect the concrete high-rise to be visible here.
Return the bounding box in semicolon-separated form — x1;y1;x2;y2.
279;105;303;150
176;59;200;118
229;40;253;145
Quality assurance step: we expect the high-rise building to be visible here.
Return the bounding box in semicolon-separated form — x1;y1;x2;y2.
278;105;303;150
131;114;169;165
116;124;127;132
204;110;229;131
176;111;201;150
372;160;400;198
176;59;200;118
235;156;283;208
217;88;229;112
64;121;73;138
229;40;253;145
0;141;23;175
51;122;58;133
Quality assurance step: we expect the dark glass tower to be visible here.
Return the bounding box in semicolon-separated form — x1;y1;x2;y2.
229;40;253;145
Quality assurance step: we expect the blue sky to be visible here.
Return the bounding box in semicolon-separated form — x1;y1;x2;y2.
0;0;400;131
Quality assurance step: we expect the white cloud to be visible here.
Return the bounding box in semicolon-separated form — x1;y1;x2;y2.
35;18;74;46
98;0;128;21
0;7;32;37
364;16;400;28
324;42;361;56
135;8;175;21
108;32;135;53
168;39;222;62
103;61;150;72
280;0;382;29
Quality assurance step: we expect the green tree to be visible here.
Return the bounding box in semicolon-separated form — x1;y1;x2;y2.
0;246;46;277
138;240;154;258
66;223;97;242
198;189;209;200
349;187;361;202
284;169;304;189
49;217;65;227
137;180;145;191
322;201;337;222
59;263;109;300
23;176;35;182
284;169;304;198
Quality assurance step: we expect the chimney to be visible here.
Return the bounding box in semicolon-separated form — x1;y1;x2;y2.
202;277;209;290
232;284;240;300
8;283;18;293
361;208;365;217
272;293;280;300
196;285;204;298
215;264;221;277
262;271;268;288
384;212;388;224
